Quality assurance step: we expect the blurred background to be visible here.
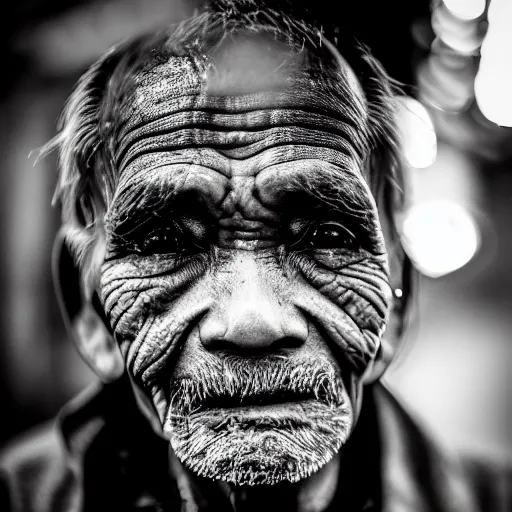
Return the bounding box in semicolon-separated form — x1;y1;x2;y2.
0;0;511;465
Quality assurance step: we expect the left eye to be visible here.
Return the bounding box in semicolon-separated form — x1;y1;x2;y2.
306;222;357;249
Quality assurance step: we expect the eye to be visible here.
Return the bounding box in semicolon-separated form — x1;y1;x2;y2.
140;227;181;255
306;222;357;249
138;223;206;256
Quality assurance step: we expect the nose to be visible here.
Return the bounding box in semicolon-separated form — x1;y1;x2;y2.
199;255;308;354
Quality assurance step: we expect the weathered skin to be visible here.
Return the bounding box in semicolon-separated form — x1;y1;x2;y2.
98;37;392;488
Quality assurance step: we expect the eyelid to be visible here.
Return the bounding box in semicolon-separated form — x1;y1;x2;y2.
145;220;181;237
289;219;310;237
161;222;208;247
320;221;357;241
179;216;211;242
135;221;197;255
288;220;313;248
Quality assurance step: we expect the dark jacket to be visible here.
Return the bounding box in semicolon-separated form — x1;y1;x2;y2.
0;376;510;512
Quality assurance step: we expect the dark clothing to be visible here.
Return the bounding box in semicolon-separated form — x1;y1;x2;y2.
0;377;510;511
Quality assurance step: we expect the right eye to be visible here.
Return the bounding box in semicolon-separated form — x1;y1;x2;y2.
140;226;183;255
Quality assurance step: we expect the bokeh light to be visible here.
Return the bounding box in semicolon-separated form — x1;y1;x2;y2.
395;96;437;168
443;0;486;20
407;143;480;206
401;201;480;278
475;0;512;127
433;4;485;53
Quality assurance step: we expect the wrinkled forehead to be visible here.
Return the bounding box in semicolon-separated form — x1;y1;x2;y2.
111;32;370;176
102;33;384;239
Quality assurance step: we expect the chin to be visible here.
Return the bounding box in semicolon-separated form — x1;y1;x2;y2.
164;397;353;486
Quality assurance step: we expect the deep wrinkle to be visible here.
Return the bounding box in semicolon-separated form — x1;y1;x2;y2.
100;172;390;485
105;160;380;250
33;2;421;509
82;24;395;495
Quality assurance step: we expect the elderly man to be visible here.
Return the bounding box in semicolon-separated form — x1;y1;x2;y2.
0;1;505;511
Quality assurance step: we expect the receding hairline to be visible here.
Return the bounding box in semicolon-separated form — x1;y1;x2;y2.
103;24;371;179
48;2;407;277
49;8;401;233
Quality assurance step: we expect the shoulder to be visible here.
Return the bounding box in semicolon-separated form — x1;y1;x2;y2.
0;421;78;512
0;379;180;512
462;453;512;512
373;383;512;512
0;382;106;512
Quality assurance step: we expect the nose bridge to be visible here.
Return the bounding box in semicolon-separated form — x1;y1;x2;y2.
199;251;307;351
228;253;279;331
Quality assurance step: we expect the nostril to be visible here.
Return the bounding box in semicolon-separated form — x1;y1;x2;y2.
273;336;304;351
199;297;308;353
198;316;228;348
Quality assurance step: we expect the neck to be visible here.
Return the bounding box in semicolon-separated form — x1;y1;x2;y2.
169;450;341;512
224;454;341;512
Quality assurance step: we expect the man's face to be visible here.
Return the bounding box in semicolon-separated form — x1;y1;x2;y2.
98;36;392;486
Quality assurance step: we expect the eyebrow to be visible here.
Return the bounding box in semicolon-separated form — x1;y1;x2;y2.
259;186;373;223
107;185;380;260
106;180;212;238
105;162;377;244
255;158;375;215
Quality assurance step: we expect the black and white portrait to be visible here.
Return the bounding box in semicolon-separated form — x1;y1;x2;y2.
0;1;511;511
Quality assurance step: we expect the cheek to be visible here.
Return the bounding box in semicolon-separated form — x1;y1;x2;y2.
98;255;209;383
294;252;391;374
315;256;390;333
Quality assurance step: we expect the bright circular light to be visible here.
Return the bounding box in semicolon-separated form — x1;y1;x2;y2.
474;0;512;127
433;3;485;52
395;96;437;169
475;71;512;127
487;0;512;27
401;201;480;278
443;0;486;20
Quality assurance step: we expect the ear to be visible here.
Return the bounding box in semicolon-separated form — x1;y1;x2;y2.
52;230;124;383
362;204;413;384
362;289;404;384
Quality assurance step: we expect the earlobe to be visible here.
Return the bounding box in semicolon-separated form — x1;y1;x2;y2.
52;231;124;383
362;327;396;384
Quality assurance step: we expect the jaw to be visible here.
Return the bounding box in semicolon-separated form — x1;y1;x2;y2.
161;391;353;486
138;339;358;487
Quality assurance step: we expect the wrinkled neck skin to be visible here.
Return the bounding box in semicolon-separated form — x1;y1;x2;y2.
172;447;342;512
228;454;341;512
98;38;392;512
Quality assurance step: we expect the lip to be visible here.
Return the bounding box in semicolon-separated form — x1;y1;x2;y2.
189;399;343;431
195;390;317;411
203;399;315;415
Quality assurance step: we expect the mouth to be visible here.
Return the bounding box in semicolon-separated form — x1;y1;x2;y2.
163;356;353;486
181;389;345;433
198;388;315;411
165;358;347;434
203;400;326;431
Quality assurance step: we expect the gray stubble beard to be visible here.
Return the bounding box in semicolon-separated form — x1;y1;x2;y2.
162;358;353;486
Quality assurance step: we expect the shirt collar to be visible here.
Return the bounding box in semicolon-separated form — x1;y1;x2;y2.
56;378;476;512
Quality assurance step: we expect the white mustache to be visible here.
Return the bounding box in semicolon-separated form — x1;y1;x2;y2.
167;356;345;415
